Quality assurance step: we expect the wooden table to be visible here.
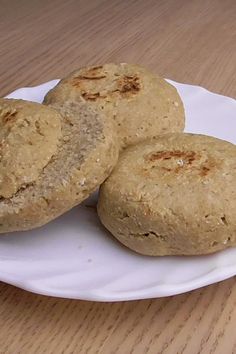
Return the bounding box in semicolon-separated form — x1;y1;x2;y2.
0;0;236;353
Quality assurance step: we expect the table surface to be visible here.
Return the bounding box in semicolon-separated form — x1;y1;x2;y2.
0;0;236;353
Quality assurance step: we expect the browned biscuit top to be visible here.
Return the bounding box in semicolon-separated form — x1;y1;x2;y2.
44;63;185;148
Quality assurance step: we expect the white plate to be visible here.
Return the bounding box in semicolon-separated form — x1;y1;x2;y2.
1;79;236;301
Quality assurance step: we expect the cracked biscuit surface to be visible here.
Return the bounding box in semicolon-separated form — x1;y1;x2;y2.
0;98;119;233
44;63;185;148
98;133;236;255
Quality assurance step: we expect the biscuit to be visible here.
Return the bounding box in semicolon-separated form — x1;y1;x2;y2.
44;63;185;148
98;133;236;255
0;98;118;233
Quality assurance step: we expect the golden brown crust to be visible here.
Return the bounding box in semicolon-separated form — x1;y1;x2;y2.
0;99;119;233
98;133;236;256
0;99;61;198
44;63;185;148
144;149;219;177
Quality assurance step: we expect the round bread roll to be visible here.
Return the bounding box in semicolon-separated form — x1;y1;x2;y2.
44;63;185;148
0;98;118;233
98;133;236;256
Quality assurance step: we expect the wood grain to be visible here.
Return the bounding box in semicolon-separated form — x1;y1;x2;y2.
0;0;236;353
